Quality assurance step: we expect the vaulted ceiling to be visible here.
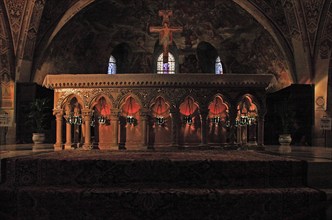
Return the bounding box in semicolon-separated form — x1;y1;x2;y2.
1;0;332;90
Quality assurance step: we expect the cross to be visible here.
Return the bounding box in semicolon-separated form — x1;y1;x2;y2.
159;10;173;25
150;10;183;64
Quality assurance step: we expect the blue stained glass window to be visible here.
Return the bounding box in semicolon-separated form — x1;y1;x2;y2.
215;56;223;74
108;55;116;74
157;52;175;74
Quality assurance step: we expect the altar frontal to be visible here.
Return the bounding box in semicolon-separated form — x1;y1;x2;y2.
43;73;273;151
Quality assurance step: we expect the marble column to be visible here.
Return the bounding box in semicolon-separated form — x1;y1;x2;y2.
228;109;237;146
110;109;120;150
237;126;242;145
241;125;248;146
170;108;180;147
140;110;150;149
257;116;265;148
199;108;209;147
248;123;257;146
82;110;92;150
54;110;63;151
64;110;72;150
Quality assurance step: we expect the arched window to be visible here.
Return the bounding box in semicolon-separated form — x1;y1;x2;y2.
215;56;223;74
157;52;175;74
108;55;116;74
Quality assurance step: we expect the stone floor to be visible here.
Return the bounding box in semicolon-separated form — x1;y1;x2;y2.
1;144;332;219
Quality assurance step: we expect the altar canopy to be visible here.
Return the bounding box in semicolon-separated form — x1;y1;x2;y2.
43;73;274;150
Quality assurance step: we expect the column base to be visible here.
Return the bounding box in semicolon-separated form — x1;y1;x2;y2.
53;143;63;151
139;143;149;149
278;145;291;153
247;141;257;147
118;142;126;150
82;144;92;150
33;144;53;151
169;143;180;148
99;143;118;150
256;144;265;151
64;144;74;150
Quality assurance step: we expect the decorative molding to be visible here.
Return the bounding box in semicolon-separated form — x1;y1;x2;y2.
320;1;332;59
301;0;325;55
44;74;275;90
22;0;45;60
3;0;28;53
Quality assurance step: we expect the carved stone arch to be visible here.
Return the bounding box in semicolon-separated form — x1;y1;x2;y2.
111;43;132;74
149;95;171;109
176;93;196;109
209;94;232;111
89;93;114;110
117;92;143;110
60;94;84;110
235;93;261;116
233;0;296;83
179;95;200;116
0;2;15;81
197;41;218;73
154;90;173;105
16;0;46;82
317;1;332;60
149;96;171;118
32;0;96;80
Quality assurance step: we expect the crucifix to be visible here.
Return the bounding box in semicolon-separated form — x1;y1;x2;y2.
150;10;183;66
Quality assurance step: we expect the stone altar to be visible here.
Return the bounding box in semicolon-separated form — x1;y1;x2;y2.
43;73;274;151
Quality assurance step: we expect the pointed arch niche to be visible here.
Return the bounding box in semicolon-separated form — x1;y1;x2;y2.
91;96;112;150
120;96;142;148
236;95;258;146
179;96;201;145
208;96;229;145
149;97;172;147
63;96;84;149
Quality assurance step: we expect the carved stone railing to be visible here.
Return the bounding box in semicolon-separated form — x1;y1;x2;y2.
43;74;275;89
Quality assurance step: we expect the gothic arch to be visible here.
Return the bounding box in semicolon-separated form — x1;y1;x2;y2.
233;0;296;83
317;1;332;61
0;1;15;81
16;1;46;82
209;94;232;111
118;93;143;111
197;41;218;73
32;0;96;81
111;43;132;74
150;96;171;118
89;94;114;110
61;94;84;110
235;94;261;116
179;96;200;116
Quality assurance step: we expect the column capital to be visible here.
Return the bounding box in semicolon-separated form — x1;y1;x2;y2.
111;108;121;114
140;109;150;118
53;109;63;116
82;109;92;117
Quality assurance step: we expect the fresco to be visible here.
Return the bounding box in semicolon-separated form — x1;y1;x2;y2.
36;0;291;88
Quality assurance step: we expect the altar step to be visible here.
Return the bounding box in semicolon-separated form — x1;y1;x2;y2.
0;150;327;219
1;150;308;189
0;186;326;220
